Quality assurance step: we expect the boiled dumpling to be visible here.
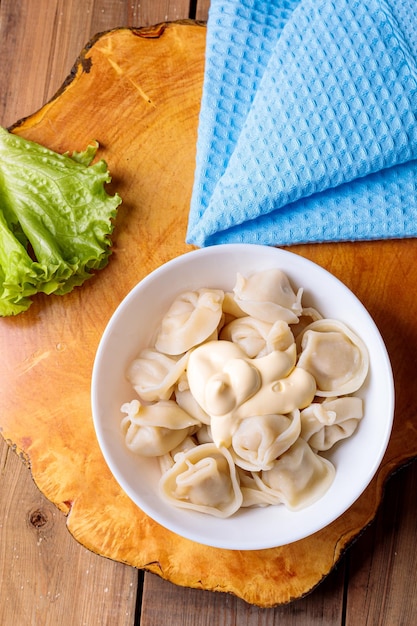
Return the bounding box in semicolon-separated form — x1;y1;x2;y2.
221;291;246;320
159;443;242;517
158;436;198;473
291;308;323;339
121;399;200;456
230;410;301;471
253;438;335;510
220;316;271;358
127;348;189;402
220;316;294;358
237;468;280;507
174;387;211;425
232;269;303;324
155;288;224;355
297;319;369;396
300;396;364;451
194;424;214;445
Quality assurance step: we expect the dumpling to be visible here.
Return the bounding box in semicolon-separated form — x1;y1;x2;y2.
230;410;301;472
291;308;323;339
237;468;280;507
194;424;214;445
127;348;189;402
221;291;246;320
158;436;198;474
296;319;369;396
159;443;243;517
220;316;294;358
220;316;271;358
155;289;224;355
120;399;200;456
300;396;364;451
174;387;211;425
232;269;303;324
253;439;335;510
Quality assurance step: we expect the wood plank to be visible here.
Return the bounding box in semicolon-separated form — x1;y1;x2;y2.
137;0;193;24
141;563;346;625
0;0;95;127
345;460;417;626
195;0;211;20
0;437;139;625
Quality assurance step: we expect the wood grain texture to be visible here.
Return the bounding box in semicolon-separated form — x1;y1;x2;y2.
0;437;139;626
195;0;211;20
345;461;417;625
1;20;417;609
141;564;347;625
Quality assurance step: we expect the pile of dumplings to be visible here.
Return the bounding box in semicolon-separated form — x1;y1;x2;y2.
121;269;369;518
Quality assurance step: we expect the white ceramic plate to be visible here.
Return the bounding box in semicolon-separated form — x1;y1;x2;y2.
91;244;394;550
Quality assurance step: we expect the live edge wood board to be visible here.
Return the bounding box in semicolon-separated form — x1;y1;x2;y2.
1;21;417;608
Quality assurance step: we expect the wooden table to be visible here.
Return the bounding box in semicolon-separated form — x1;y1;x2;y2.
1;1;416;624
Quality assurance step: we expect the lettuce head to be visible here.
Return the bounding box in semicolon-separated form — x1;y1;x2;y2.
0;127;122;315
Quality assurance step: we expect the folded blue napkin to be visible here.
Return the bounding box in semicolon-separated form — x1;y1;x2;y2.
187;0;417;247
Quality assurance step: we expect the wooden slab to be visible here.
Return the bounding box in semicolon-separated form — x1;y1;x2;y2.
1;22;416;607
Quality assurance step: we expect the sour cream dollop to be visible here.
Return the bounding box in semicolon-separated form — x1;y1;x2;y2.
187;340;316;448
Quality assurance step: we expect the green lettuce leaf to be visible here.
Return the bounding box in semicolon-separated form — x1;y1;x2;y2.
0;127;122;315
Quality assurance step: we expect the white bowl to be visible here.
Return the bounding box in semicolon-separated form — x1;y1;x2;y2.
91;244;394;550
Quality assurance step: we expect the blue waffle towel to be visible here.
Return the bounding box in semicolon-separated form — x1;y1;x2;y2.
187;0;417;247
